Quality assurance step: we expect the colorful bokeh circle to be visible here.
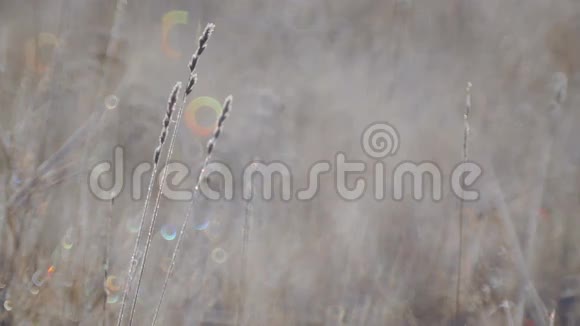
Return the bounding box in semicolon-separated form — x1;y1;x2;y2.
107;292;120;304
193;218;210;231
105;95;119;110
184;96;223;137
105;275;121;293
61;229;73;250
29;285;40;295
32;270;45;287
160;224;177;241
126;218;140;234
211;247;228;264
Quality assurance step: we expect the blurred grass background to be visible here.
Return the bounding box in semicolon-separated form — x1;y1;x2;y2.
0;0;579;324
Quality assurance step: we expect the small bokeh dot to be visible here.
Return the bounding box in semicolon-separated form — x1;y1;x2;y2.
105;95;119;110
211;247;228;264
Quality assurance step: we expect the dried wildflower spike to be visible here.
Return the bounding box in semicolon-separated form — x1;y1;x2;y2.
153;82;182;164
151;96;233;326
126;25;218;326
207;95;232;156
117;82;181;326
465;82;472;115
463;82;472;160
188;23;215;72
185;72;198;96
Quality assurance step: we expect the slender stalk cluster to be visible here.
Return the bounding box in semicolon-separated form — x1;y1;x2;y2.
116;81;181;326
126;27;212;325
207;95;232;157
122;23;225;326
186;23;214;95
151;96;233;326
154;83;182;164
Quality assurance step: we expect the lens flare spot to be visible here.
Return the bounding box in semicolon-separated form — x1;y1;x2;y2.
47;265;56;277
184;96;222;137
211;247;228;264
193;219;210;231
105;276;121;292
161;224;177;241
29;286;40;295
105;95;119;110
32;270;46;287
61;230;73;250
107;292;120;304
126;218;140;234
